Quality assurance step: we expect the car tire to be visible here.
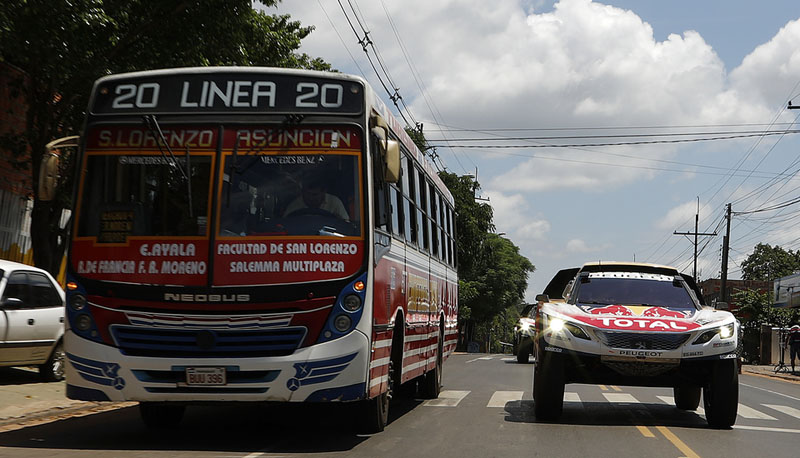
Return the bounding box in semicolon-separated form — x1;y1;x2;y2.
139;402;186;429
673;384;701;410
39;341;65;382
703;359;738;429
516;341;531;363
533;348;565;421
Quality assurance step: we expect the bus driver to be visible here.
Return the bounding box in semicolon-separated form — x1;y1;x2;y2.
284;173;349;220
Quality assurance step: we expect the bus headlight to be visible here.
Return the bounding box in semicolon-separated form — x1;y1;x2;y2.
70;293;87;311
334;314;352;332
342;294;362;312
75;314;93;332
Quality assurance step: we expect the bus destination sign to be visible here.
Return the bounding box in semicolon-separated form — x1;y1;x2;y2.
91;73;364;115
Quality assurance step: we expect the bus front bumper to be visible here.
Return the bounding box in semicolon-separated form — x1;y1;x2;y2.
64;330;370;403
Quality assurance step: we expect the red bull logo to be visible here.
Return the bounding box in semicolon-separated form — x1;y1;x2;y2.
642;306;688;319
589;305;633;316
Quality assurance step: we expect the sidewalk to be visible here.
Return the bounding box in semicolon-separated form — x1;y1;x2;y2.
741;363;800;383
0;367;129;430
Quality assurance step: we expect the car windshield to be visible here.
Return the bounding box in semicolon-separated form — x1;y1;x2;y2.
573;275;697;311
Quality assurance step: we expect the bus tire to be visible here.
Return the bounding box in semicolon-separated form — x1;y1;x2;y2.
703;359;738;429
421;327;443;399
359;390;389;434
139;402;185;429
533;349;565;421
673;384;701;410
39;341;65;382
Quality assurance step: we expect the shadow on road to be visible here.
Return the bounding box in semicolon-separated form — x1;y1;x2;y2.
0;397;424;454
0;367;47;386
503;400;711;429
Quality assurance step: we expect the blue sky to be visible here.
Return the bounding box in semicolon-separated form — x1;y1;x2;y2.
275;0;800;300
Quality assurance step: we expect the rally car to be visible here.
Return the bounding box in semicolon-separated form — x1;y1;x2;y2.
513;303;536;363
532;262;739;428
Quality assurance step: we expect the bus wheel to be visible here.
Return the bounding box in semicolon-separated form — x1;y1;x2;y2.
533;348;565;421
703;359;738;429
421;331;443;399
673;384;701;410
359;390;389;434
139;402;185;429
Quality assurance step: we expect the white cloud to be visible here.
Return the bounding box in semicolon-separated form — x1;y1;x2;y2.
656;200;698;231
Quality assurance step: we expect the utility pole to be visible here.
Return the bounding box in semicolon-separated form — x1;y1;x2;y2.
673;197;716;282
720;203;732;302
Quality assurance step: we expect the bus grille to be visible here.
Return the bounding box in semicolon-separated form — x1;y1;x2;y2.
595;331;690;351
110;325;307;358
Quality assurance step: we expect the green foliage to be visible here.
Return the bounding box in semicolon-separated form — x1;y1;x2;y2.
740;243;800;281
734;288;800;330
0;0;330;274
404;126;427;152
438;171;535;345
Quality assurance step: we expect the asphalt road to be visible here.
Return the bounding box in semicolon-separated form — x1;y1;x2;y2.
0;353;799;458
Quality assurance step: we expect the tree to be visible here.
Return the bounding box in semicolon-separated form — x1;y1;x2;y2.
438;172;535;347
740;243;800;281
0;0;330;275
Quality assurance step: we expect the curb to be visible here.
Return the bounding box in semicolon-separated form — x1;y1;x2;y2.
0;402;135;432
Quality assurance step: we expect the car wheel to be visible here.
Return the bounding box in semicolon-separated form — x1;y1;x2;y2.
673;384;701;410
533;347;565;421
39;341;65;382
703;359;738;429
516;341;530;363
139;402;186;429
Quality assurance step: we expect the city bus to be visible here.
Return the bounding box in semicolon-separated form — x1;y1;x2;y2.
51;67;458;432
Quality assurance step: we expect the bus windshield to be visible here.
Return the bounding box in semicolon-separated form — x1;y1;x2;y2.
219;152;361;238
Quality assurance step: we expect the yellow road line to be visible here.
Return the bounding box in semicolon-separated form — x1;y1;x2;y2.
636;425;655;437
599;385;609;391
656;426;700;458
611;385;622;392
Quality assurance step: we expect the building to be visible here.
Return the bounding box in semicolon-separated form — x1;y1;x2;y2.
697;278;773;312
772;273;800;308
0;62;33;264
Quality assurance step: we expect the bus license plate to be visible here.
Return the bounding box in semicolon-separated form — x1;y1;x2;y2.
185;367;226;386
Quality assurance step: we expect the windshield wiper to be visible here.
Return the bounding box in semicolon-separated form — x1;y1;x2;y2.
142;115;192;217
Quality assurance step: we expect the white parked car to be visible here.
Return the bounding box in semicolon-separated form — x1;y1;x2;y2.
533;262;739;428
0;259;66;381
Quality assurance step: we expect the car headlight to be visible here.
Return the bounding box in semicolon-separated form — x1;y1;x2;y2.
693;323;735;345
546;315;590;340
549;317;565;332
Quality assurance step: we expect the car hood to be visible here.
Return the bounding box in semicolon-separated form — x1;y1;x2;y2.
543;302;733;333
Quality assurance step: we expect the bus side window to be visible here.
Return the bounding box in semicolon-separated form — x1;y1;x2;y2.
372;135;390;232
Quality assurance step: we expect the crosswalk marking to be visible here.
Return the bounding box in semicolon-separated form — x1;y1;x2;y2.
737;404;777;420
487;391;523;407
603;393;639;403
424;390;800;423
423;390;470;407
763;404;800;419
656;396;705;415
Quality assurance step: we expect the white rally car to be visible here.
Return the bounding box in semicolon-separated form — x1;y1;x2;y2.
533;262;739;428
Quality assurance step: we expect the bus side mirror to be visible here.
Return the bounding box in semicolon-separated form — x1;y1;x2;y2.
384;139;400;183
39;135;80;201
38;153;59;201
